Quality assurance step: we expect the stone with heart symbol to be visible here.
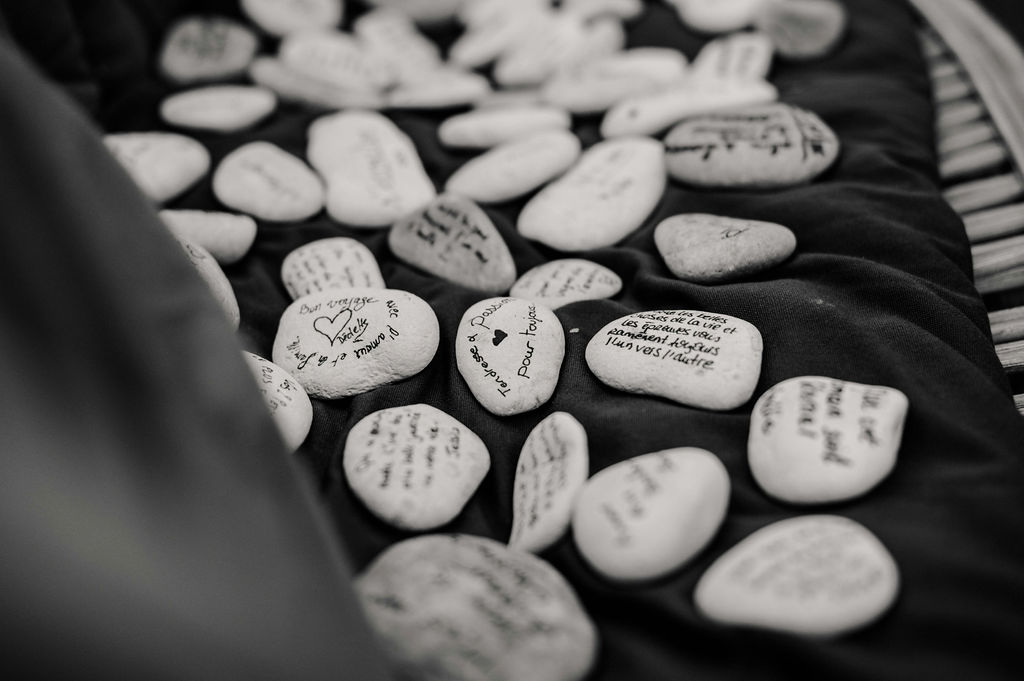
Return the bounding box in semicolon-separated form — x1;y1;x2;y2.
510;259;622;309
272;287;439;399
509;412;589;554
654;213;797;283
754;0;848;61
571;447;730;581
518;136;665;251
355;533;598;681
248;56;388;110
307;110;436;227
280;237;385;299
445;129;582;204
385;68;491;109
694;515;900;637
241;0;343;37
748;376;909;504
343;404;490;531
438;106;571;150
585;309;762;410
667;0;766;34
278;29;396;92
691;31;774;83
176;239;240;329
105;132;210;204
455;297;564;416
388;194;516;294
242;351;313;453
158;15;258;84
159;209;257;265
213;141;324;222
160;85;277;134
663;102;840;188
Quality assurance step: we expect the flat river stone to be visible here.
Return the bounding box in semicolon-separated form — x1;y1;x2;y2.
664;102;840;188
158;15;258;84
343;404;490;530
445;129;582;204
455;297;564;416
213;141;324;221
159;209;257;264
438;106;571;149
355;534;598;681
518;137;665;251
353;8;441;83
272;288;439;399
509;412;589;553
755;0;848;61
572;447;730;581
694;515;900;637
160;85;277;133
280;237;385;299
510;259;622;309
585;309;762;410
177;239;240;329
242;351;313;453
669;0;766;34
691;31;774;82
241;0;343;37
654;213;796;283
248;56;387;110
279;30;395;92
386;68;491;110
105;132;210;204
388;194;516;293
748;376;909;504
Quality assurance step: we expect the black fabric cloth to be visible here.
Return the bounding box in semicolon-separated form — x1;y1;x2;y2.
3;0;1024;679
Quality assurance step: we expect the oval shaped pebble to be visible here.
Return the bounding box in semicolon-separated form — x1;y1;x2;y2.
754;0;848;61
562;0;644;21
669;0;765;34
343;404;489;530
158;16;258;84
160;85;276;134
389;194;516;294
572;448;730;581
445;130;582;204
664;102;839;188
386;68;491;110
694;515;900;637
356;534;598;681
177;239;240;329
518;137;665;251
493;13;590;88
242;351;313;452
213;141;324;222
248;56;387;110
353;8;441;83
448;4;545;69
363;0;465;25
280;237;385;299
455;297;564;416
654;213;796;283
105;132;210;204
279;30;395;92
438;106;571;149
748;376;909;504
510;259;622;309
586;309;762;410
691;31;774;82
159;209;257;265
272;288;439;399
509;412;589;553
308;110;436;227
241;0;343;37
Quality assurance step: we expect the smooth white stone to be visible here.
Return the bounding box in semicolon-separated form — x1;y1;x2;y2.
356;534;598;681
389;194;516;293
509;412;589;553
272;288;439;399
585;309;762;410
241;0;343;36
542;48;688;114
363;0;465;25
160;85;277;133
177;239;240;328
386;68;491;109
353;8;442;83
474;88;546;110
755;0;848;61
213;141;324;222
242;351;313;452
159;210;257;265
455;297;565;416
445;130;581;204
448;4;547;69
281;237;385;299
601;76;778;138
458;0;549;28
308;110;436;227
748;377;909;504
691;31;774;83
158;16;258;84
518;137;665;251
438;106;571;150
510;259;622;309
343;404;490;530
279;30;396;92
654;213;796;283
663;102;839;187
562;0;644;21
572;447;730;581
104;132;210;204
248;56;388;110
669;0;766;34
694;515;900;637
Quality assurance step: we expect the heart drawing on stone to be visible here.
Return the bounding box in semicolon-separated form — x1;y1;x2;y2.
492;329;508;346
313;308;354;346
